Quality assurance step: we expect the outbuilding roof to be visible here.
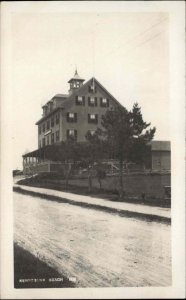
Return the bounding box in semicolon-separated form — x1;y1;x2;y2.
151;141;171;151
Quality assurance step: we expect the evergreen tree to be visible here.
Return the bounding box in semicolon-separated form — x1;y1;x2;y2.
97;103;156;199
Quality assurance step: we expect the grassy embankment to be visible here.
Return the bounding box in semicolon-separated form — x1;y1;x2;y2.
16;173;171;208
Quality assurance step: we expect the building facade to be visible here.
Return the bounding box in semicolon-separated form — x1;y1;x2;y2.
22;71;171;175
151;141;171;172
36;70;120;148
23;70;121;174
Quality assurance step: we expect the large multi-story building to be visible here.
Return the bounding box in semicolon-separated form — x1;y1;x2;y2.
23;70;121;174
36;70;120;147
22;70;171;175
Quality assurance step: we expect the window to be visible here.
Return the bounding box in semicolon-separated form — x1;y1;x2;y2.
56;130;59;142
42;138;45;147
69;113;74;118
89;130;96;136
39;125;41;134
88;97;97;107
67;129;77;141
47;135;50;145
47;120;50;130
76;96;85;106
90;114;96;119
43;106;48;116
100;97;109;107
51;116;54;127
51;133;54;144
88;85;97;93
56;113;59;124
67;112;77;122
49;102;53;112
88;114;98;124
42;123;45;133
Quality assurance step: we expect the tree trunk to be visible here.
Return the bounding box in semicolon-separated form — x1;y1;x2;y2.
98;178;102;190
65;173;69;190
119;157;124;199
65;163;71;190
88;174;92;193
88;166;92;193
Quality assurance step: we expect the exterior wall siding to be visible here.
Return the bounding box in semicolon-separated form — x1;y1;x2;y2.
37;79;119;145
38;110;62;148
152;151;171;171
61;82;118;142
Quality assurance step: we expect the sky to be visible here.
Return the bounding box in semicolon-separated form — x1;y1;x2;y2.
11;11;169;170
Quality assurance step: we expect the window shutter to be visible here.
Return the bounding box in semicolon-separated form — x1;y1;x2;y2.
75;113;77;122
67;130;69;139
96;114;98;123
88;97;90;106
88;114;90;123
67;112;69;122
83;96;85;105
95;97;97;106
100;97;103;106
107;99;109;107
75;95;78;104
75;130;77;141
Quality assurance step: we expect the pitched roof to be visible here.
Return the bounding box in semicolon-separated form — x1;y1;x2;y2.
68;69;85;83
151;141;171;151
52;94;68;99
36;76;122;124
35;107;63;125
63;77;122;109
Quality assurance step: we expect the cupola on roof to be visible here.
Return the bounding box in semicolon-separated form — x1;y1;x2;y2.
68;69;85;83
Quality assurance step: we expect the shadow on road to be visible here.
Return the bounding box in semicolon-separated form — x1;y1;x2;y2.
14;243;76;289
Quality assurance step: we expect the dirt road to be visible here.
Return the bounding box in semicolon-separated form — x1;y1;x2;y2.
14;192;171;287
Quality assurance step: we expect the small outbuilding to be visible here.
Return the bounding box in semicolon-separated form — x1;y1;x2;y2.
151;141;171;172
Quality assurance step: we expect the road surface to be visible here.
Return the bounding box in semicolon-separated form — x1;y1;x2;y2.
14;192;171;287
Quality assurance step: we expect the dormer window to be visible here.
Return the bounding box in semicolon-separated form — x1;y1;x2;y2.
100;97;109;107
76;96;85;106
43;106;48;116
49;102;53;112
